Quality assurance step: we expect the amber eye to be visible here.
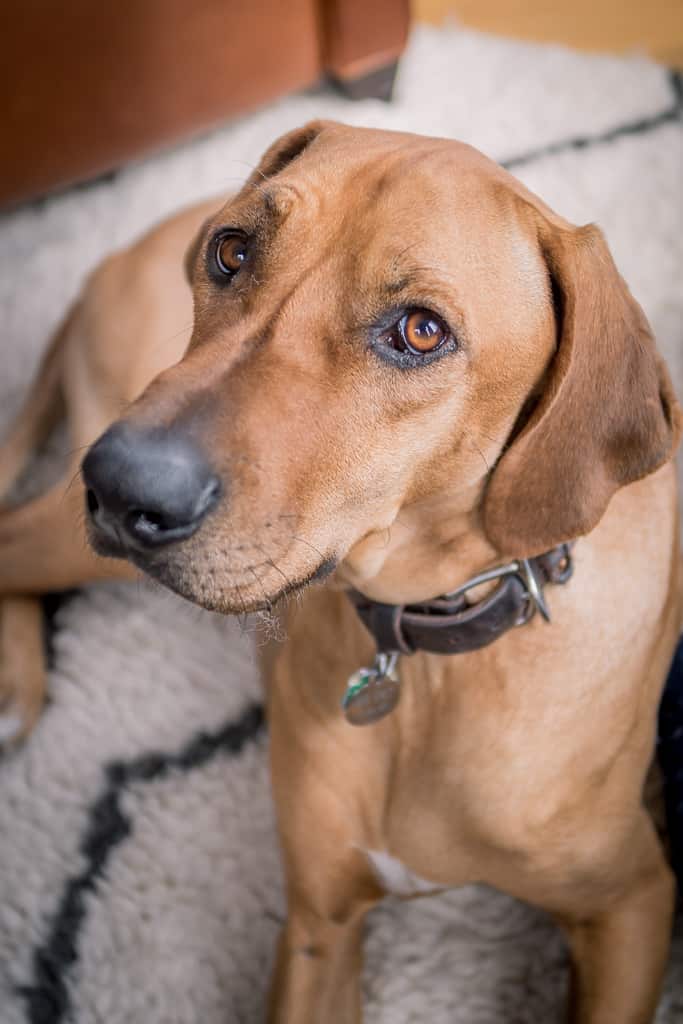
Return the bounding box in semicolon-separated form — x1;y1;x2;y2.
381;309;450;358
215;233;248;277
401;310;447;353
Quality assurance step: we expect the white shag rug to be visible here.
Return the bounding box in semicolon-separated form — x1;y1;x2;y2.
1;23;682;1024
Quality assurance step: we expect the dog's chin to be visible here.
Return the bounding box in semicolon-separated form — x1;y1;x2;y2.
86;517;337;613
89;528;336;615
139;553;338;615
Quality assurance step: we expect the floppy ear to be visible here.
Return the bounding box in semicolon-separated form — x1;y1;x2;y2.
243;119;334;189
484;220;681;558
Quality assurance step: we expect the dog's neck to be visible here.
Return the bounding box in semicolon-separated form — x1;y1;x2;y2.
336;480;499;606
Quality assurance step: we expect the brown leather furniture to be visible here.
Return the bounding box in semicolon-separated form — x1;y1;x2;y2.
0;0;410;208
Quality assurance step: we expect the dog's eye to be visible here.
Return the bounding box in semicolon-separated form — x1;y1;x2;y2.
402;311;447;352
214;232;248;278
385;310;450;356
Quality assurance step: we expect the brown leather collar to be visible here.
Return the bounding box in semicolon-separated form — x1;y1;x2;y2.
348;544;574;657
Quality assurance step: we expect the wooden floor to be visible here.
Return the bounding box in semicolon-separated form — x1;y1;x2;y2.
413;1;683;69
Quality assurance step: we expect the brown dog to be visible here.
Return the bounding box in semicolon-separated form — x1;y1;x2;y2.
1;121;681;1022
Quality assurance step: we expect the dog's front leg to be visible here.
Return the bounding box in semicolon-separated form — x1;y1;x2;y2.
267;900;371;1024
0;462;137;743
554;810;674;1024
0;596;45;744
266;706;382;1023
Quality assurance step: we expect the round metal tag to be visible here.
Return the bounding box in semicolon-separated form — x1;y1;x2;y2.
342;664;401;726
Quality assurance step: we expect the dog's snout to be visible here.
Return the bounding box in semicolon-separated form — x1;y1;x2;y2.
82;423;221;551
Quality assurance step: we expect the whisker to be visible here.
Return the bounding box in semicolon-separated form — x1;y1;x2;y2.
253;541;292;594
62;443;91;459
388;240;421;273
248;565;272;614
287;532;325;563
234;583;248;629
477;428;502;447
469;437;491;474
145;319;195;359
61;465;85;504
224;159;264;180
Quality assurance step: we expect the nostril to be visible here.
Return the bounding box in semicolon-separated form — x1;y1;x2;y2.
126;509;170;538
123;477;221;546
86;489;100;516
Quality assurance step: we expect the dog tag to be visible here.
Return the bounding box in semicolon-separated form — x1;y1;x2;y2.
343;653;400;726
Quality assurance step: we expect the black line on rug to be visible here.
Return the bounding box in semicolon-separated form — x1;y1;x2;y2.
502;69;682;171
17;702;265;1024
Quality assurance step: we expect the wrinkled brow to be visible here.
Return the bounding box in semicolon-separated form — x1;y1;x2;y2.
382;277;411;297
249;184;300;227
213;185;295;239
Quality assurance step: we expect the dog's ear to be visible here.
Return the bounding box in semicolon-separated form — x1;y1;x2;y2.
244;120;334;188
484;219;681;557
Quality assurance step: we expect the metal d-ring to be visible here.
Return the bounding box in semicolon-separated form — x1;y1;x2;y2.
442;560;525;602
442;557;553;625
518;558;551;623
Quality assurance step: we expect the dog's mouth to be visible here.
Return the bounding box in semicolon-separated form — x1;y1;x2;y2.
87;510;338;614
142;551;339;615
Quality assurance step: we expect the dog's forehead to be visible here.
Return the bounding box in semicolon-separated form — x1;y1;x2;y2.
291;135;530;277
249;135;521;266
285;128;507;208
214;129;518;250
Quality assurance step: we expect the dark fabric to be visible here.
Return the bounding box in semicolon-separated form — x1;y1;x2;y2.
659;637;683;886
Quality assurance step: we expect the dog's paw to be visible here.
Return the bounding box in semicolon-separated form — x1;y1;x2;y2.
0;678;43;750
0;702;29;748
0;597;47;751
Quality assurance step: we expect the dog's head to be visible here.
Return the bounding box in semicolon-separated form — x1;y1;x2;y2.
82;121;680;611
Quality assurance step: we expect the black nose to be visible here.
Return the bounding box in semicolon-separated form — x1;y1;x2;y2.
82;423;221;551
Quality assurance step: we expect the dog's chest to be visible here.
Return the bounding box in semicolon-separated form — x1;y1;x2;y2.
364;848;443;896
